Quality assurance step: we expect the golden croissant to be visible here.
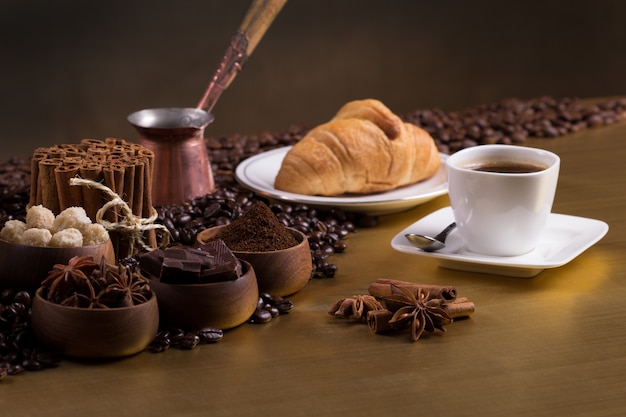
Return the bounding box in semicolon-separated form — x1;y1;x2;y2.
274;99;441;196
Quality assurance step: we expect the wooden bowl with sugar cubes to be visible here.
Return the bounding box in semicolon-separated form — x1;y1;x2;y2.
0;205;114;291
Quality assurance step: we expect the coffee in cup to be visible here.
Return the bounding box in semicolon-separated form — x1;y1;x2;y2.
446;144;560;256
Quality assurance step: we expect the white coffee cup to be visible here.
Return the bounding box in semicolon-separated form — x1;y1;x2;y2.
446;144;560;256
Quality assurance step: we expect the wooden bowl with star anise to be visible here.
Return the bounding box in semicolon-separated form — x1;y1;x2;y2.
30;256;159;359
0;238;115;292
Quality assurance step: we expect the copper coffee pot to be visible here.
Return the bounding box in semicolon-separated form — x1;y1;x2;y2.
128;0;287;206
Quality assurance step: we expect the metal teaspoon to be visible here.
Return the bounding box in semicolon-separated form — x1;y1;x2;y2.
405;222;457;252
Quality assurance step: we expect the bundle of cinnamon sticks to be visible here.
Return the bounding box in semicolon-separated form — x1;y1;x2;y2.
28;138;157;256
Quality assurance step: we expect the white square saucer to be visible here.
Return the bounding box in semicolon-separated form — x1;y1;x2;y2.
391;207;609;277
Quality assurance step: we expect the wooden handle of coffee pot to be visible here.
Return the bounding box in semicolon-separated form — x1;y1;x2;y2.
239;0;287;56
197;0;288;113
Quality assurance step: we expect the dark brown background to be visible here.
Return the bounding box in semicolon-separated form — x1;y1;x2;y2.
1;0;625;159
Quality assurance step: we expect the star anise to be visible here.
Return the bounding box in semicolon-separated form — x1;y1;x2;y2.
41;255;99;305
99;261;151;308
58;280;109;309
328;295;384;322
40;256;151;309
383;284;452;341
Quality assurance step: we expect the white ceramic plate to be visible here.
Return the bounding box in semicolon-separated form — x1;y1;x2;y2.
235;146;449;215
391;207;609;277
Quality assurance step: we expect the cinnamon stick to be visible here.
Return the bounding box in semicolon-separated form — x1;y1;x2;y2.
442;297;475;319
137;149;155;214
56;144;85;158
79;161;104;221
45;148;66;161
103;164;125;223
105;137;127;146
77;138;106;151
367;309;395;334
38;159;62;214
29;149;48;208
119;160;136;213
138;152;157;249
368;278;457;302
130;158;145;217
80;138;107;150
85;147;109;163
54;163;82;211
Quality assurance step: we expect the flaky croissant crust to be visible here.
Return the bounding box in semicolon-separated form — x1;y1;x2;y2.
274;99;441;196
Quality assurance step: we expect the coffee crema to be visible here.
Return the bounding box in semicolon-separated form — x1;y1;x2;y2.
465;161;547;174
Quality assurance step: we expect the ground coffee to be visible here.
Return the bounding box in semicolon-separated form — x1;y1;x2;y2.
212;201;299;251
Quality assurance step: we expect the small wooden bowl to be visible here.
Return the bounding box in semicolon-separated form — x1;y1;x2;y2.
148;260;258;330
197;226;312;297
31;288;159;359
0;238;116;291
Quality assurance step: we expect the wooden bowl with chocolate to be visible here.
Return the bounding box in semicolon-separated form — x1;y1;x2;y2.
196;202;312;297
138;242;259;330
0;205;115;291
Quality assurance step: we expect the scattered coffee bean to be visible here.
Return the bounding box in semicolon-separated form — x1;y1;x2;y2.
197;327;224;343
402;96;626;154
154;190;361;279
147;331;171;353
250;307;273;324
148;326;224;353
177;334;200;350
0;289;60;381
249;293;295;324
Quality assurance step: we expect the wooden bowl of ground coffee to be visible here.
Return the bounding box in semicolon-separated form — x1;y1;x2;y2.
197;202;312;297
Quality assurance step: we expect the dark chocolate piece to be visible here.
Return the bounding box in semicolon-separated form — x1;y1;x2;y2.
194;240;242;282
138;241;242;284
138;249;164;279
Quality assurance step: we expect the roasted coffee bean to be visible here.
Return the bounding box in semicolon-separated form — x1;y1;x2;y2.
179;226;194;245
7;363;24;375
167;328;186;344
148;332;171;353
197;327;223;343
162;217;176;234
250;307;273;324
253;293;294;319
333;240;348;253
260;293;279;304
148;338;170;353
313;262;337;279
22;358;42;371
267;306;280;318
177;334;200;350
174;213;192;226
0;289;58;380
275;300;294;314
148;326;224;353
1;289;15;304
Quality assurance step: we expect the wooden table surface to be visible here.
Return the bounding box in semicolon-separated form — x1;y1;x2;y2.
2;122;625;416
